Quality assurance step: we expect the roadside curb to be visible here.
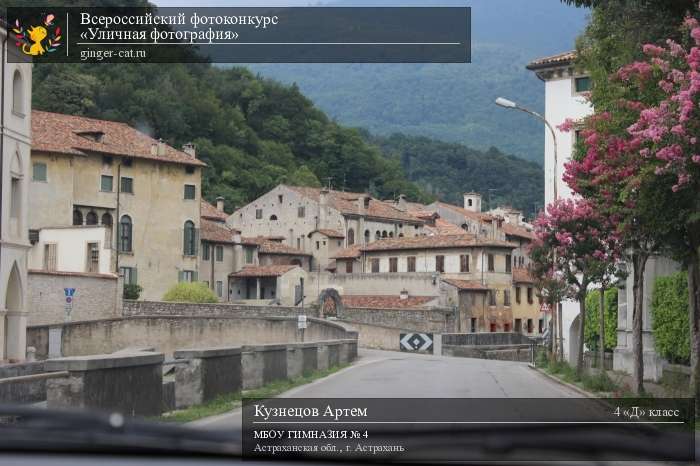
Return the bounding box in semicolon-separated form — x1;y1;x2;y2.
527;363;597;398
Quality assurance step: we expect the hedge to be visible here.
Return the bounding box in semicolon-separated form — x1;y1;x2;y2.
651;271;689;365
163;281;219;303
584;288;618;352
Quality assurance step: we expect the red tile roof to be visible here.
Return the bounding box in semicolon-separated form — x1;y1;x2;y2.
341;295;437;310
362;234;516;252
425;218;466;236
229;265;298;278
258;241;311;256
435;201;491;223
441;278;488;291
502;223;536;241
331;245;362;259
201;200;228;222
285;185;422;223
31;110;206;167
200;218;236;244
513;267;536;284
527;51;577;70
311;229;345;238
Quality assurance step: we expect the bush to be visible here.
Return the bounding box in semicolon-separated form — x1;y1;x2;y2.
651;271;690;365
584;288;618;352
123;284;143;300
163;282;218;303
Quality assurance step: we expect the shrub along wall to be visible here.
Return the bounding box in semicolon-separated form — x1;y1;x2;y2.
651;271;690;365
584;288;618;352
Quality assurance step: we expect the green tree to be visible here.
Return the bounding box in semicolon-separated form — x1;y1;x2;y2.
163;282;218;304
584;288;618;353
652;272;690;365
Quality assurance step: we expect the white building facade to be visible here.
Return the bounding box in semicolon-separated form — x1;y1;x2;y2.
0;29;32;361
528;51;593;364
528;51;677;379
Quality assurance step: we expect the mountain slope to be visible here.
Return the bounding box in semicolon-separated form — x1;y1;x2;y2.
247;0;589;163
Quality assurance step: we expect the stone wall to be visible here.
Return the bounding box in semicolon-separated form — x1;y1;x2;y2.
442;332;536;346
28;271;122;326
27;315;356;359
122;300;319;318
45;352;164;417
309;272;440;298
337;307;455;333
442;344;533;362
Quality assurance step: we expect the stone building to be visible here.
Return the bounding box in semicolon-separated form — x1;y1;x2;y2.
331;234;543;334
227;184;425;271
0;27;32;361
29;110;206;301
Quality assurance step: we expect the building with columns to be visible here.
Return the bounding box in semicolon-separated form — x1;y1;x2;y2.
0;27;32;361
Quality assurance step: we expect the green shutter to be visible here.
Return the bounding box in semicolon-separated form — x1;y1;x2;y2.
132;267;137;285
192;271;198;282
178;270;184;282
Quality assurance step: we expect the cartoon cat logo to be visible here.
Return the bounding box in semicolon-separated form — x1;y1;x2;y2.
13;14;62;56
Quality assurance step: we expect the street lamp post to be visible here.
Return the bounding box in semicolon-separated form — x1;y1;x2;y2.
495;97;562;358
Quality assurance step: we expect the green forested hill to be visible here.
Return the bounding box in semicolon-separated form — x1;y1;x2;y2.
369;133;544;215
31;62;543;215
31;62;431;210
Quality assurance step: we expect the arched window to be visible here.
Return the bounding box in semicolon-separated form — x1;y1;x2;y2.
375;231;381;240
364;230;370;244
86;211;98;225
382;231;388;238
183;220;197;256
347;228;355;246
398;233;404;238
269;215;278;221
12;70;24;115
73;209;83;226
101;213;113;227
388;232;394;238
119;215;132;252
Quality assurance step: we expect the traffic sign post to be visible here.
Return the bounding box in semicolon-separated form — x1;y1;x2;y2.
400;333;433;353
64;288;76;322
298;314;307;342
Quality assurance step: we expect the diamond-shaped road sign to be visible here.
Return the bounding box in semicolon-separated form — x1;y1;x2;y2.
400;333;433;353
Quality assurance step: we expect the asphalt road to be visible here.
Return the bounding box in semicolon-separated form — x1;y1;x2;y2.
192;348;578;430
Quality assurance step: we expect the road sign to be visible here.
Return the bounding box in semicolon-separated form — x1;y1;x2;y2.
64;288;76;322
297;314;307;329
400;333;433;353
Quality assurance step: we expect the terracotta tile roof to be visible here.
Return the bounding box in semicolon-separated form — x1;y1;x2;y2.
258;241;311;256
285;185;422;223
424;218;466;236
341;295;437;310
200;218;236;244
240;236;282;245
31;110;206;167
502;223;536;241
513;267;536;284
201;200;228;222
441;278;488;291
229;265;298;278
362;234;516;252
332;245;362;259
311;229;345;238
435;201;489;223
527;51;577;70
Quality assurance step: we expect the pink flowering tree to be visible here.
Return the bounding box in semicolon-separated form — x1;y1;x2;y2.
532;198;621;375
563;12;700;394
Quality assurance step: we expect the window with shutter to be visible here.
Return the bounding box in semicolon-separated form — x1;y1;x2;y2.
407;256;416;272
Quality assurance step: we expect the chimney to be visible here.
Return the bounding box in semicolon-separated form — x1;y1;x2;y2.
397;194;408;211
150;142;158;156
357;194;370;212
216;196;225;212
463;192;482;213
399;289;409;300
182;142;196;158
156;139;166;156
